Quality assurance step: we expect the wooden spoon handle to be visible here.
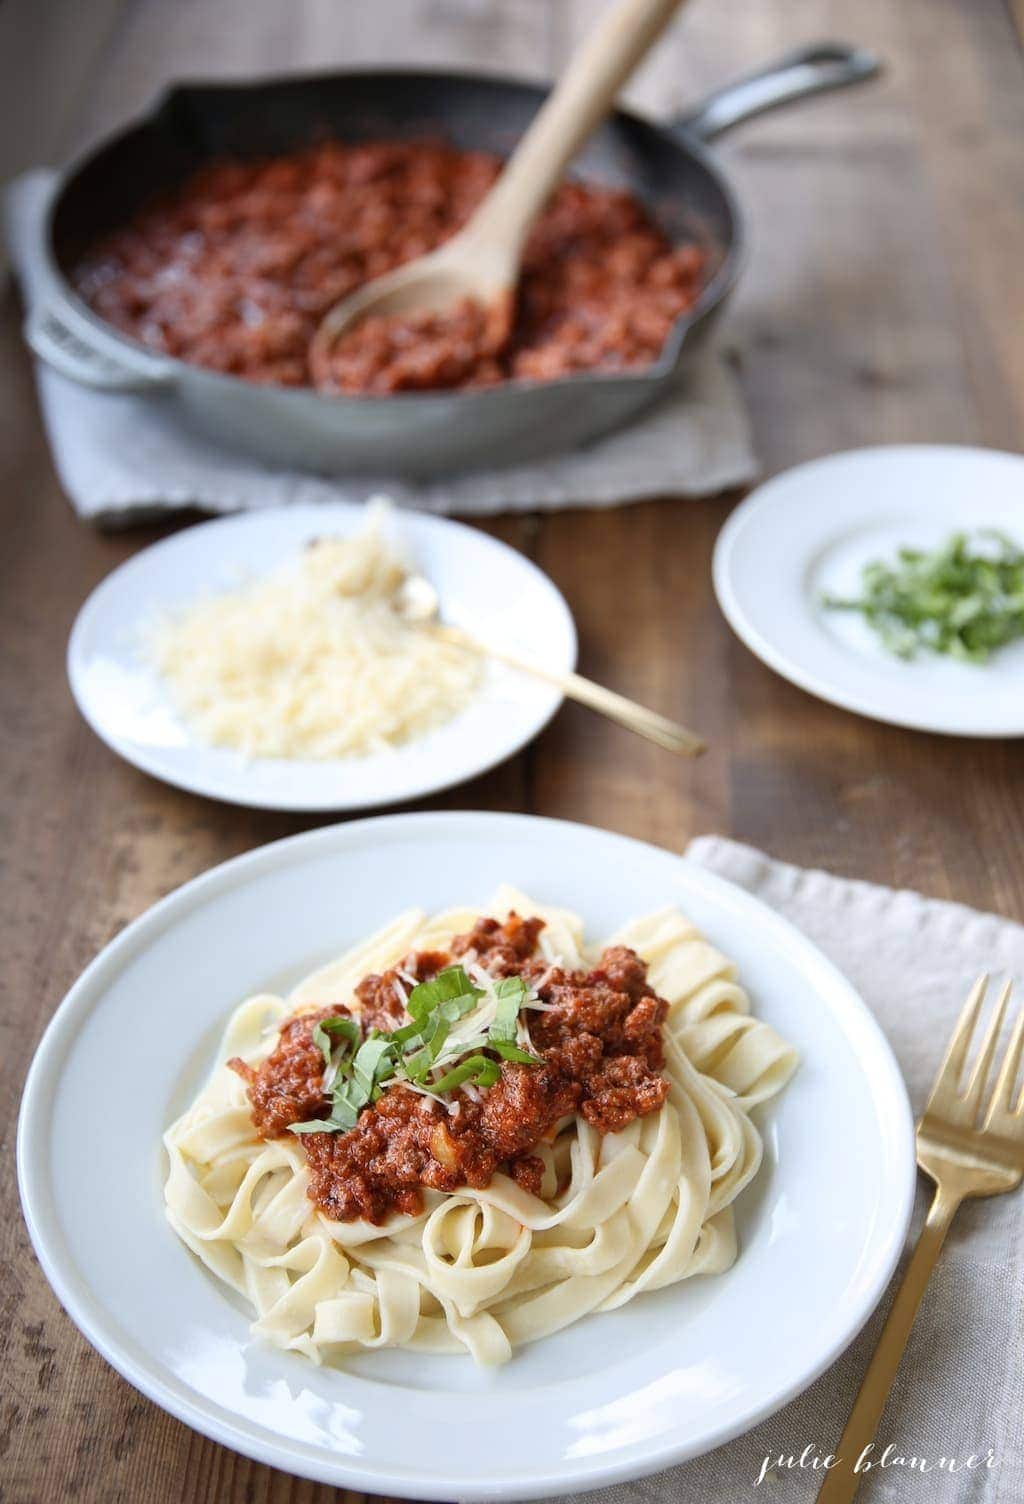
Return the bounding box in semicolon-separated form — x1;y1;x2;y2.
436;624;705;757
466;0;689;260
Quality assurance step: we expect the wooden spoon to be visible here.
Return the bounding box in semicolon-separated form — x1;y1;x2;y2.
310;0;689;385
397;573;706;758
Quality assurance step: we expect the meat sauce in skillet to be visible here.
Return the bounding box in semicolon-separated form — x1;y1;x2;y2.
73;140;706;393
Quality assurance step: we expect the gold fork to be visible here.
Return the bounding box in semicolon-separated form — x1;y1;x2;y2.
817;975;1024;1503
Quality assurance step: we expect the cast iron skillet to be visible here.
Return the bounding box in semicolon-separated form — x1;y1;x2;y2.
27;44;878;477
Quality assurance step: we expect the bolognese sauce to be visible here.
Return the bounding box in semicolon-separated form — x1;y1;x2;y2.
72;140;707;392
231;911;670;1224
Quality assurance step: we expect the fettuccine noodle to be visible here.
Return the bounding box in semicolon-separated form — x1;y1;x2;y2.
164;887;797;1366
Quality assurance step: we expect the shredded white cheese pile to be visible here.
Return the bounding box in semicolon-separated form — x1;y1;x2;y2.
145;506;481;760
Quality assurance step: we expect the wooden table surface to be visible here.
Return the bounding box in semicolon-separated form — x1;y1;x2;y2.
3;1;1024;1500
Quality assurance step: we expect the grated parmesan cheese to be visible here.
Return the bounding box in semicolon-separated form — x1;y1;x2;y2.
145;502;482;760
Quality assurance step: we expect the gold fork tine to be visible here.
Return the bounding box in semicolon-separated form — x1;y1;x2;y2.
962;978;1013;1115
924;973;987;1116
983;1003;1024;1127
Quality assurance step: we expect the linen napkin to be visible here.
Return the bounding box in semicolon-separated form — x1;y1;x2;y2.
3;170;757;528
541;838;1024;1504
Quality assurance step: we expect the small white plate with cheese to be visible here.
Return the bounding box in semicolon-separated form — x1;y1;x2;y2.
67;503;576;810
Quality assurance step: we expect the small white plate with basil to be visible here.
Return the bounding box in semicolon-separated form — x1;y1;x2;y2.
713;445;1024;738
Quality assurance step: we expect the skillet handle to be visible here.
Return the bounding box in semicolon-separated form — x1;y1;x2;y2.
674;42;880;142
25;304;175;393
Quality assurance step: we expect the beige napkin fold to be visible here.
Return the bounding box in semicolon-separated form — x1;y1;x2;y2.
541;838;1024;1504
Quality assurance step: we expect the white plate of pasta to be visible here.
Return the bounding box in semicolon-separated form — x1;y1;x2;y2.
18;813;914;1500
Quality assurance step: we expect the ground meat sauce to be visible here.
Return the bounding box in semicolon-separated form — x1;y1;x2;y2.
72;140;707;392
232;912;670;1224
450;912;546;974
322;296;515;395
233;1004;351;1138
351;949;450;1035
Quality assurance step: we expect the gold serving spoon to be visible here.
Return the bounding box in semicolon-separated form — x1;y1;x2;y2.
398;573;705;757
817;975;1024;1503
310;0;689;382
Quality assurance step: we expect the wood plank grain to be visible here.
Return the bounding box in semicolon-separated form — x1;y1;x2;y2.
1009;0;1024;47
0;0;125;184
65;0;559;155
3;1;1024;1501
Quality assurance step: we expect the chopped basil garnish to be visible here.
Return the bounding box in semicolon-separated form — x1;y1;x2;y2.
492;1040;542;1065
311;1012;360;1069
351;1036;396;1096
489;975;528;1042
486;976;541;1065
326;1080;365;1129
408;965;483;1014
821;530;1024;662
287;962;541;1136
426;1054;502;1094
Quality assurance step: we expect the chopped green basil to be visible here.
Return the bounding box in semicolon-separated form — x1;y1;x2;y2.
352;1036;397;1096
311;1012;360;1069
489;975;529;1043
408;966;482;1020
426;1055;502;1094
327;1080;366;1128
492;1040;542;1065
821;530;1024;663
290;961;541;1136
